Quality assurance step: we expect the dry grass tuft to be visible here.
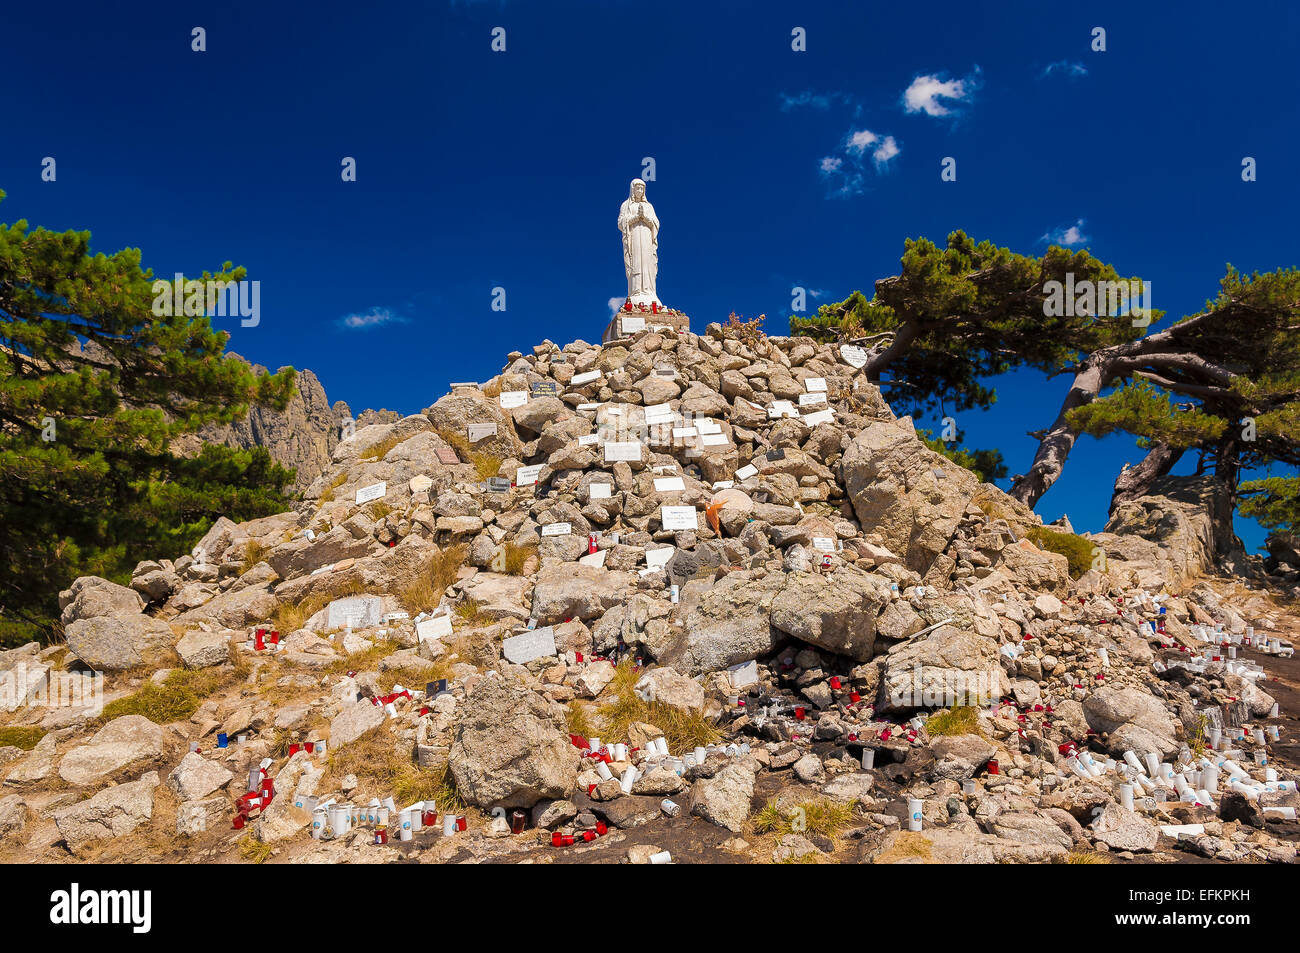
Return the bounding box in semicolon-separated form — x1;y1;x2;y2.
0;726;47;750
566;700;594;737
317;471;347;503
238;836;274;864
502;539;537;576
398;544;467;614
753;797;856;841
596;660;720;751
240;539;270;575
360;433;406;462
323;725;463;811
1065;849;1112;864
874;831;934;864
925;706;982;737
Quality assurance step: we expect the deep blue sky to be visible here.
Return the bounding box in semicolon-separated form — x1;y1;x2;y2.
4;1;1297;550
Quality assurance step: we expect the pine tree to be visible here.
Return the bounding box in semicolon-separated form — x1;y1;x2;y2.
0;190;297;642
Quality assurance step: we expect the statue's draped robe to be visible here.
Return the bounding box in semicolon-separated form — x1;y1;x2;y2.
618;198;659;303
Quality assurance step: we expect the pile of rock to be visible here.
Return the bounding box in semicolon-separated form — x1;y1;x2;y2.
1;321;1295;864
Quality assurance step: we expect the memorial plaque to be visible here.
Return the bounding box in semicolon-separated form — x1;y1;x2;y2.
355;482;386;504
840;344;868;368
672;426;698;438
589;483;612;500
327;595;383;630
804;377;827;392
799;392;827;406
604;441;642;462
467;423;497;442
426;678;450;698
711;480;735;490
696;418;722;435
541;522;572;537
660;505;698;531
571;370;602;386
653;365;678;379
502;626;557;664
516;464;544;486
488;477;511;492
766;448;786;461
435;446;460;466
579;549;607;568
500;390;528;409
644;403;675;425
416;614;453;642
736;464;759;480
645;546;675;569
530;381;560;397
621;316;645;333
803;408;834;427
578;433;599;446
768;401;798;419
812;537;836;552
700;433;729;446
654;476;686;492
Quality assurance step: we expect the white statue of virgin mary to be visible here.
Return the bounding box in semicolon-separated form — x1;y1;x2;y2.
618;178;660;307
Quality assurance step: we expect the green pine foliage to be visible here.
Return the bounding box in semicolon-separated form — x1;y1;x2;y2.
790;231;1146;417
1238;477;1300;537
0;189;297;643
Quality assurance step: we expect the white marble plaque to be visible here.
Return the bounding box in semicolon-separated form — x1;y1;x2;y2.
604;441;642;462
570;370;602;386
840;344;868;368
467;423;497;442
711;480;735;490
579;549;607;568
736;464;759;480
578;433;599;446
621;316;645;333
516;464;543;486
700;433;729;447
645;547;675;569
589;483;612;500
768;401;799;419
502;627;557;664
696;418;722;435
355;482;386;504
654;476;686;492
812;537;836;552
500;390;528;409
661;506;698;531
416;615;453;642
327;595;383;630
541;522;571;537
799;392;827;406
803;408;834;427
804;377;827;392
672;426;698;438
644;403;675;425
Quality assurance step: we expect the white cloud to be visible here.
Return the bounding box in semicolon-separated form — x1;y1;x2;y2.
819;156;843;173
873;135;900;165
1041;219;1090;247
607;296;626;315
337;306;407;330
1042;61;1088;78
902;70;978;116
847;129;878;153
